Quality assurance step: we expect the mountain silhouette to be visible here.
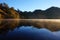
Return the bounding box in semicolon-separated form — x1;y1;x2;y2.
0;3;60;19
17;6;60;19
45;6;60;18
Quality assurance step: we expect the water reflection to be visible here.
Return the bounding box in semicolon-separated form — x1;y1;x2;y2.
0;19;60;33
0;26;60;40
0;19;19;34
0;19;60;40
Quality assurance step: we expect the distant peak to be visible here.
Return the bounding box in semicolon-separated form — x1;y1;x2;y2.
45;6;60;11
50;6;60;8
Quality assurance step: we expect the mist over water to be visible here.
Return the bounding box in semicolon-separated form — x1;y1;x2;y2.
1;19;60;31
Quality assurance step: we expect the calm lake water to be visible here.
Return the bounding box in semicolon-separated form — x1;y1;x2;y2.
0;26;60;40
0;19;60;40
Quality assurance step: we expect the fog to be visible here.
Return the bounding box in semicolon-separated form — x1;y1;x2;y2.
1;19;60;31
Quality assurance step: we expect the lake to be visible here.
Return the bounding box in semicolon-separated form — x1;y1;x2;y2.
0;26;60;40
0;19;60;40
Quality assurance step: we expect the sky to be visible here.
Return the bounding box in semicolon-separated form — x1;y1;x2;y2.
0;0;60;11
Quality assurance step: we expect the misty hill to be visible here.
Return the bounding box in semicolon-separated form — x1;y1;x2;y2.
0;3;60;19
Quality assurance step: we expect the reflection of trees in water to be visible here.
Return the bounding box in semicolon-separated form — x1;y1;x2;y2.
0;19;60;34
0;19;20;34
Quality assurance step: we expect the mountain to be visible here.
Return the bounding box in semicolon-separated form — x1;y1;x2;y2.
0;3;60;19
0;3;20;19
17;6;60;19
45;6;60;19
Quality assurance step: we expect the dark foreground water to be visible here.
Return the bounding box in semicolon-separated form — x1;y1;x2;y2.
0;26;60;40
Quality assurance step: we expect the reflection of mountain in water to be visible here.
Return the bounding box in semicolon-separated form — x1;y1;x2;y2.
0;3;60;40
0;26;60;40
1;3;60;32
1;19;60;33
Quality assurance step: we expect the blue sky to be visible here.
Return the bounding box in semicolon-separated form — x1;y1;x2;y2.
0;0;60;11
